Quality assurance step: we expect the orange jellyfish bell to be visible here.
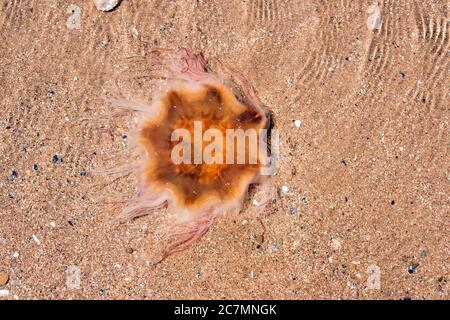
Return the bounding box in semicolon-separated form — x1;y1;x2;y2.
105;48;276;262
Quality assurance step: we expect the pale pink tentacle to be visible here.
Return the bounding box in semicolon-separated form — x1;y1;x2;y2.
156;213;215;264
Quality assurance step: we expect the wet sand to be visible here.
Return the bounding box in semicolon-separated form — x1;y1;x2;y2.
0;0;448;299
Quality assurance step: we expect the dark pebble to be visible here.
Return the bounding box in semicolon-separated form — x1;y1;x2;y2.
407;264;418;274
80;171;87;177
52;155;60;163
32;164;38;171
399;71;406;78
11;170;18;178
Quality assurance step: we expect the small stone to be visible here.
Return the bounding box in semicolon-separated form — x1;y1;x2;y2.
32;234;41;245
50;222;56;228
281;186;289;193
94;0;121;11
294;119;302;128
32;164;38;171
11;170;18;178
12;252;19;258
0;272;9;286
52;154;60;163
80;171;87;177
331;238;341;251
252;199;260;206
399;71;406;78
289;207;297;214
122;135;128;141
125;247;134;254
407;264;418;274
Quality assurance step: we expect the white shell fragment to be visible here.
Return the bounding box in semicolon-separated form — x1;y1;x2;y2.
94;0;121;12
32;234;41;245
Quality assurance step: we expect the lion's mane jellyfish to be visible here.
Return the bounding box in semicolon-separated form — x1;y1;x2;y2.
103;48;275;262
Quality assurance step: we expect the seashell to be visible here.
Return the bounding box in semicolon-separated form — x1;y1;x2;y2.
94;0;121;12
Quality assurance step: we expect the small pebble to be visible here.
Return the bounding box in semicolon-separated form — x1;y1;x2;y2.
32;164;38;171
12;252;19;258
331;238;342;251
122;135;128;141
52;154;60;163
399;71;406;78
11;170;18;178
407;264;418;274
50;222;56;228
125;248;134;254
94;0;121;11
281;186;289;193
32;234;41;245
0;272;9;286
294;119;302;128
80;171;87;177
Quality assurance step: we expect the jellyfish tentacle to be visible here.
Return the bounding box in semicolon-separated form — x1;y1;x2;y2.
103;95;153;114
119;193;168;222
252;181;276;216
217;63;270;126
150;47;209;82
156;213;215;264
92;161;139;176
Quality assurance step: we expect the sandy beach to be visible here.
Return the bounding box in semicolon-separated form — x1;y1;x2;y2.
0;0;448;299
